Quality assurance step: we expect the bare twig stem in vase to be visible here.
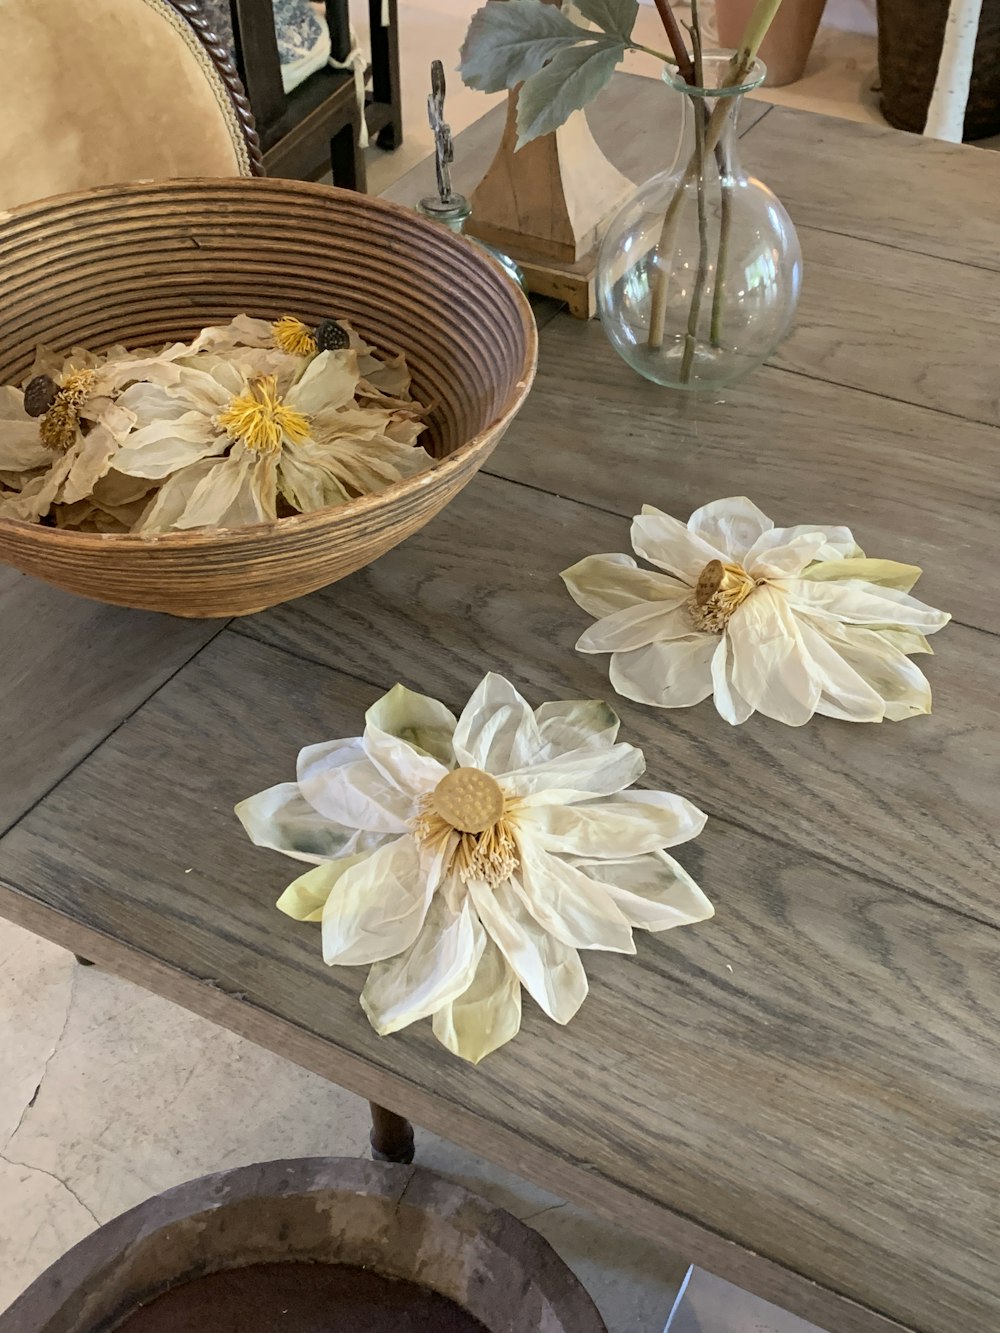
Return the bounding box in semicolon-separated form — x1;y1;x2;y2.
680;0;709;381
647;0;785;357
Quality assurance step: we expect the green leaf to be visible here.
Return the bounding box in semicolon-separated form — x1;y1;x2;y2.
799;557;922;592
459;0;591;93
572;0;638;41
515;38;625;146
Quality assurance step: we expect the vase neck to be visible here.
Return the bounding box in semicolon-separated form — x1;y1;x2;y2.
663;53;764;183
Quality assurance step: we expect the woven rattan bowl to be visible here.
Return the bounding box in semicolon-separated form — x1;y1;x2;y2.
0;179;537;617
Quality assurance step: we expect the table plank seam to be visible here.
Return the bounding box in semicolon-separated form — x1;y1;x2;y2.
0;622;230;841
225;623;994;933
766;362;1000;435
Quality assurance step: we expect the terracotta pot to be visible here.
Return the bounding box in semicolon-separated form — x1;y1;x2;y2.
0;1158;608;1333
714;0;828;86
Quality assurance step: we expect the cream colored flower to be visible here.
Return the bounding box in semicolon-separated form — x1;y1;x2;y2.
237;674;711;1063
562;497;950;726
120;351;430;532
568;501;949;730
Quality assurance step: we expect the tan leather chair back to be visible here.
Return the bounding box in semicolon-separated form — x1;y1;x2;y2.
0;0;258;211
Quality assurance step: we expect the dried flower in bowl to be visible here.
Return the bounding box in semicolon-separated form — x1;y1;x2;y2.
562;497;950;726
236;674;712;1063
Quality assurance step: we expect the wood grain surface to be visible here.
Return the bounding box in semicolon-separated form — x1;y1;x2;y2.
2;81;999;1333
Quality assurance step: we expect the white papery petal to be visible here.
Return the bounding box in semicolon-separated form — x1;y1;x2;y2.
577;600;698;654
504;741;645;799
365;683;457;767
812;622;933;721
0;387;51;470
744;531;827;578
170;450;276;530
113;413;225;479
453;673;543;773
288;349;361;414
298;739;413;832
765;523;860;560
608;637;717;709
518;790;705;856
728;586;821;726
186;314;275;353
276;852;370;921
322;835;434;966
469;878;588;1023
361;892;485;1035
514;842;635;953
781;578;950;633
794;620;887;723
687;496;774;561
533;700;621;756
631;506;723;583
579;851;714;932
710;635;753;725
363;724;449;799
432;936;522;1063
236;781;390;864
561;552;689;619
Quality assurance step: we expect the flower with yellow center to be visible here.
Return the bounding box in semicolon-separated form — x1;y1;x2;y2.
562;497;950;726
271;316;318;358
216;374;312;455
236;674;711;1063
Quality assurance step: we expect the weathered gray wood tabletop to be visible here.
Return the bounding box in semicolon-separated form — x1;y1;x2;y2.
2;77;999;1333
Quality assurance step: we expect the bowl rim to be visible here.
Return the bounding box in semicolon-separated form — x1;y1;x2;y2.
0;178;538;550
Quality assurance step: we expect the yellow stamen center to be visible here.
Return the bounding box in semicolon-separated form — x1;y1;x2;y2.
272;315;318;358
689;558;763;633
39;369;97;453
412;767;519;888
217;375;311;455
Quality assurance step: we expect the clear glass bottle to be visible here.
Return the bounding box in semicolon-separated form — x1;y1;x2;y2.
416;194;526;293
596;55;802;391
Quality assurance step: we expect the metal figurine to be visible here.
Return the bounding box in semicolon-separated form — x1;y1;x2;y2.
427;60;455;205
416;62;526;293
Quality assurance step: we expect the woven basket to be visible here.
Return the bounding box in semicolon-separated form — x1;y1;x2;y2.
877;0;1000;138
0;179;537;617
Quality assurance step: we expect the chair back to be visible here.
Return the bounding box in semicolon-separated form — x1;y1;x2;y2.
0;0;262;211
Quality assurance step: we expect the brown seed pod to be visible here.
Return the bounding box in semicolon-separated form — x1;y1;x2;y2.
23;374;59;418
694;558;725;606
314;318;350;351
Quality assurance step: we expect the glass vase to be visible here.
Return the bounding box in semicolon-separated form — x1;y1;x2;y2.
596;55;802;392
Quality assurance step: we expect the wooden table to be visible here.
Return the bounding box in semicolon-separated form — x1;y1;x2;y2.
3;76;1000;1333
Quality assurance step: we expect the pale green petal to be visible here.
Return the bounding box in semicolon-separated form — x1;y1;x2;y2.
578;851;714;932
432;936;522;1064
517;789;705;857
514;842;635;953
577;599;696;654
297;739;412;832
453;673;543;774
809;622;934;721
321;835;433;966
360;892;485;1035
468;878;588;1023
236;781;389;864
608;636;717;709
533;699;620;755
631;507;722;582
277;852;370;921
797;557;922;592
365;683;457;767
872;626;933;656
560;552;688;619
687;496;773;561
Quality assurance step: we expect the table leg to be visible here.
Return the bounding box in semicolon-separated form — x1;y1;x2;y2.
368;1102;415;1163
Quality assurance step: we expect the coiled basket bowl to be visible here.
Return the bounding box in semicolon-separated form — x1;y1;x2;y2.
0;178;537;617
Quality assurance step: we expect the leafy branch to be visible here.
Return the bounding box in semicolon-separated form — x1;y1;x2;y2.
459;0;673;149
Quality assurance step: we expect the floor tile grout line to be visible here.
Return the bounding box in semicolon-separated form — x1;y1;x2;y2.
227;622;999;932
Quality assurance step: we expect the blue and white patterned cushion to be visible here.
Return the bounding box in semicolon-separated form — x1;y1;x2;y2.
202;0;331;94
